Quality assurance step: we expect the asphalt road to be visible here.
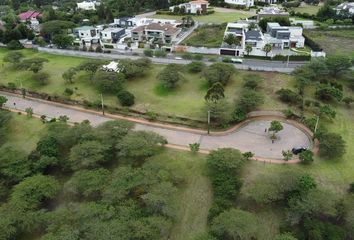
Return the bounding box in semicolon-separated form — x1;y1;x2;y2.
1;92;312;159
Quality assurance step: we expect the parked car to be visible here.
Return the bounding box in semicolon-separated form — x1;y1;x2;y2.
231;58;243;64
292;147;307;155
174;57;183;60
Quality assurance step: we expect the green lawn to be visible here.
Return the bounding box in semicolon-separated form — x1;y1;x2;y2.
181;24;225;48
290;4;321;15
151;11;253;24
0;49;295;121
304;29;354;57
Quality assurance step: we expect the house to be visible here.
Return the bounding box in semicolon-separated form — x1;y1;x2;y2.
257;7;289;21
263;22;304;49
77;0;100;11
225;0;254;8
113;17;136;28
73;26;101;46
255;0;277;4
18;10;42;22
131;23;181;44
245;30;264;49
100;28;126;43
220;22;249;56
335;2;354;16
169;0;209;14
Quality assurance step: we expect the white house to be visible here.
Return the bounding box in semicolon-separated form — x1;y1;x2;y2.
169;0;209;14
225;0;254;8
131;23;182;44
257;6;289;21
73;26;101;46
335;2;354;16
100;28;126;43
220;22;249;56
264;22;304;49
77;0;100;11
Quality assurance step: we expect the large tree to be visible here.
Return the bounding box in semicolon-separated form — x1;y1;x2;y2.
203;62;236;86
18;57;49;73
205;82;225;103
157;64;183;89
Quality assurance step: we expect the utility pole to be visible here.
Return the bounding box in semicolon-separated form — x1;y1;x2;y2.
207;110;210;135
100;93;105;115
313;115;320;139
286;55;289;67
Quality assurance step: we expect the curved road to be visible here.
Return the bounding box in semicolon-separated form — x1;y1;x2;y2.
1;92;312;159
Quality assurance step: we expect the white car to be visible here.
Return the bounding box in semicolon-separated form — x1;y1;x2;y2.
175;57;183;60
231;58;243;64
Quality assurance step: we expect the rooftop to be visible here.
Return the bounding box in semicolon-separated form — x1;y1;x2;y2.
18;10;42;21
245;30;262;41
132;23;180;35
101;27;124;32
74;26;96;30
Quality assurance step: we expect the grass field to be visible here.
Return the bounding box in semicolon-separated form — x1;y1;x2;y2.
181;24;225;48
290;4;321;15
0;49;295;121
304;29;354;57
151;11;253;24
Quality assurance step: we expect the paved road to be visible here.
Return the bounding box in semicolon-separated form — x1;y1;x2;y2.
1;92;312;159
38;47;304;73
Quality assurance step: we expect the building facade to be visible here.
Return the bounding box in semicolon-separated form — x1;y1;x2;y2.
131;23;181;44
225;0;254;8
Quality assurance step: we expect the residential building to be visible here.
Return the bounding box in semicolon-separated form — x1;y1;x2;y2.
18;10;42;22
113;17;136;28
100;28;126;43
225;0;254;8
73;26;101;46
220;22;249;56
255;0;277;4
131;23;181;44
264;22;304;49
257;6;289;21
169;0;209;14
77;0;100;11
335;2;354;16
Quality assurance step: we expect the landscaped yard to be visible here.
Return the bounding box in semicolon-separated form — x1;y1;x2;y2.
304;29;354;57
288;3;322;15
151;11;254;24
181;24;225;48
0;49;295;121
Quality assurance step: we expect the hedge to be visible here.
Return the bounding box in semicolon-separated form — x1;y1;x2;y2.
303;33;322;51
104;44;114;49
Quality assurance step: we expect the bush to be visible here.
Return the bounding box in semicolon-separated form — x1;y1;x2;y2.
303;33;322;51
282;0;301;7
203;62;235;86
276;88;302;105
299;150;314;164
243;74;263;90
318;132;346;159
187;61;206;73
7;40;23;50
144;49;153;57
238;90;264;112
315;85;343;102
33;72;50;85
154;49;167;58
64;88;74;96
95;45;103;53
181;52;193;60
103;44;114;49
193;54;204;61
117;90;135;106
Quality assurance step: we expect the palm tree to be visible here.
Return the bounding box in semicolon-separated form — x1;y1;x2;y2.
245;44;253;56
263;44;272;57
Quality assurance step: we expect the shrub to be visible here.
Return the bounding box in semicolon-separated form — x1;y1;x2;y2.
33;72;50;85
189;143;200;153
181;52;193;60
315;85;343;102
318;132;346;159
187;61;206;73
299;150;314;164
146;111;157;121
276;88;302;105
117;90;135;106
144;49;153;57
95;45;103;53
154;49;167;58
103;44;114;49
7;82;16;89
243;74;263;90
7;40;23;50
64;88;74;96
238;90;264;112
203;62;235;86
193;54;204;61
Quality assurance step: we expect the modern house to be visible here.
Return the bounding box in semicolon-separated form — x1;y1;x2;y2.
220;22;249;56
131;23;181;44
77;0;100;10
264;22;304;49
335;2;354;16
73;26;101;45
257;7;289;21
255;0;277;4
169;0;209;14
113;17;136;28
225;0;254;8
100;28;126;43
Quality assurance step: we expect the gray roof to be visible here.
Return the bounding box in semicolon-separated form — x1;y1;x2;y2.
245;30;262;41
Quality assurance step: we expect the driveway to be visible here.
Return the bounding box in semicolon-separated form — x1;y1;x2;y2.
1;92;312;160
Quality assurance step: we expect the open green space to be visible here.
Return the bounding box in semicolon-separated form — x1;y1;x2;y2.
304;29;354;57
181;24;225;48
290;4;321;15
0;49;295;121
151;11;253;24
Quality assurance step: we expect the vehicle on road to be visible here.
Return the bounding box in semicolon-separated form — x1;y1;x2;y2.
175;57;183;60
231;58;243;64
292;147;307;155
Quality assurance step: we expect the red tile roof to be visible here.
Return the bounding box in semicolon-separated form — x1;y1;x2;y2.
18;11;42;21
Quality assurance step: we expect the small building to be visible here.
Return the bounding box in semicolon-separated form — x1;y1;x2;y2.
264;22;304;49
74;26;100;39
257;7;289;21
18;10;42;22
100;28;126;43
169;0;209;14
225;0;254;8
335;2;354;16
77;0;100;11
131;23;181;44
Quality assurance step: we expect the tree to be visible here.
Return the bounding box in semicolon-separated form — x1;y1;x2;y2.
64;168;110;199
282;150;293;161
52;34;74;49
243;74;263;90
0;147;31;183
268;120;283;139
10;174;60;209
117;90;135;106
0;96;7;108
93;71;124;94
245;44;253;56
317;3;336;21
210;208;258;239
203;62;236;86
315;85;343;102
325;55;352;77
319;104;336;120
118;131;167;163
187;61;206;73
238;89;264;112
276;88;302;105
62;67;77;83
25;107;33;118
318;132;346;159
299;150;314;164
41;20;76;39
144;49;153;57
274;233;298;240
263;43;272;57
3;51;24;65
205;82;225;103
33;72;50;85
69;141;109;170
18;57;49;73
157;64;183;89
6;40;23;50
205;99;232;125
223;34;239;46
79;60;104;80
